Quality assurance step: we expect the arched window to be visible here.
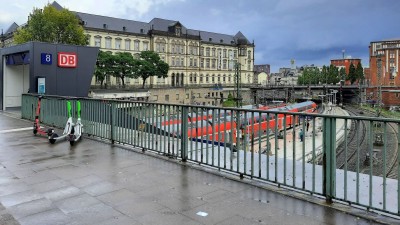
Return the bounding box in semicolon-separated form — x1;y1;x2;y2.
171;73;175;87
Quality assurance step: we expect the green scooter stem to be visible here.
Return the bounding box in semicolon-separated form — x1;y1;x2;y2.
67;101;72;118
76;101;81;119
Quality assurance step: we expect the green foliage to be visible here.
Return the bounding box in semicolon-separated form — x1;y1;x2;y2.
339;67;346;82
297;65;342;86
328;64;339;84
136;51;169;88
95;50;169;88
348;63;357;84
95;51;113;87
356;63;364;83
223;93;236;107
111;52;137;87
14;3;87;45
222;100;236;107
297;67;321;85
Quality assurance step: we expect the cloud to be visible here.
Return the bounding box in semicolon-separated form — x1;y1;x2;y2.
58;0;185;20
1;0;400;73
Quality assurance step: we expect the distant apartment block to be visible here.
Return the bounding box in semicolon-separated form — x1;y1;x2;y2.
369;39;400;86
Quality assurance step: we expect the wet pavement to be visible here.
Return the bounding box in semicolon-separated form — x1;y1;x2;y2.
0;112;396;225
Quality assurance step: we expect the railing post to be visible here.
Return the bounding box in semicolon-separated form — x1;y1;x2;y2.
110;101;115;144
323;116;336;203
181;106;189;162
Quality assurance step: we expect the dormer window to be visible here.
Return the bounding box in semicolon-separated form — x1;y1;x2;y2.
220;39;223;43
140;29;144;34
209;38;212;42
176;27;181;36
123;26;126;31
103;24;108;29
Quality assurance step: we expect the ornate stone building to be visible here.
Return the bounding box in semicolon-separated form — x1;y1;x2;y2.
1;1;255;105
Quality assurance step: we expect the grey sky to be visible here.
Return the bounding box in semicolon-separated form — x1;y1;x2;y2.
1;0;399;72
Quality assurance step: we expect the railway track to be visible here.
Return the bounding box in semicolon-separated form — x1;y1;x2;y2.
336;107;367;170
384;122;398;179
337;106;398;179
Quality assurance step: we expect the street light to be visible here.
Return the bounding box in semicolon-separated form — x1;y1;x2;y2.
234;62;242;108
339;79;344;108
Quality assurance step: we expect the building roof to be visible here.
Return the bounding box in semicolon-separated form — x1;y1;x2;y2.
54;1;251;46
75;12;150;34
51;1;63;10
5;22;19;35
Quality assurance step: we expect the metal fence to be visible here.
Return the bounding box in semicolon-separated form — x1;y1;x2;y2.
21;94;400;216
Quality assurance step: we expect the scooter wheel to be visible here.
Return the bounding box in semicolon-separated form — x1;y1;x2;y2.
33;129;37;135
47;128;54;136
70;141;75;146
49;133;58;144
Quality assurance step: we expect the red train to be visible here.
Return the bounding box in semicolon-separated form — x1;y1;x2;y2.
184;101;317;145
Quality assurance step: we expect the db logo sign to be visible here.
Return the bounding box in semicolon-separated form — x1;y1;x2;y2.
58;52;77;68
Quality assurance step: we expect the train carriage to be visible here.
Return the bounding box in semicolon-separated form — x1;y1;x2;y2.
155;101;317;147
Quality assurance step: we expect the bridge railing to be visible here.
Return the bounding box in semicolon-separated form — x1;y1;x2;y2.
21;94;400;217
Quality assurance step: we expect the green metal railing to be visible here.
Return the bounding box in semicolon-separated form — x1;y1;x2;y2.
21;94;400;216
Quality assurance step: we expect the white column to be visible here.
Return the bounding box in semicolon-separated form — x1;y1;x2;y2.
386;50;389;73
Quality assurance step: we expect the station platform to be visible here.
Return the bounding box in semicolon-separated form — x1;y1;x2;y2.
265;104;350;160
0;111;395;225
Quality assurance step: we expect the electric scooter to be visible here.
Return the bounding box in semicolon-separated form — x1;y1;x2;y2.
33;96;52;137
48;100;74;144
67;100;83;146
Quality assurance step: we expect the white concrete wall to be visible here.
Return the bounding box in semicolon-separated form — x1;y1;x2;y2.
3;64;29;109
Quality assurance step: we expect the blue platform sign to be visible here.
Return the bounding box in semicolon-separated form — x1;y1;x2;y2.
41;53;52;65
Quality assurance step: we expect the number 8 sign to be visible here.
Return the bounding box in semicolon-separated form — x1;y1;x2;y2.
41;53;52;65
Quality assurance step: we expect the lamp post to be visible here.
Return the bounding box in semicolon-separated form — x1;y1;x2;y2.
339;78;344;108
234;62;242;108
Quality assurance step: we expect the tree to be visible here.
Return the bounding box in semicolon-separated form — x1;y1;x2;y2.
339;67;346;83
356;63;364;84
348;63;357;84
327;64;339;84
95;51;113;88
223;93;236;107
321;65;328;85
298;67;320;85
14;3;87;45
135;51;169;88
110;52;137;88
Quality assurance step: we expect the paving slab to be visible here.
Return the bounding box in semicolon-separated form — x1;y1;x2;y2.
0;111;395;225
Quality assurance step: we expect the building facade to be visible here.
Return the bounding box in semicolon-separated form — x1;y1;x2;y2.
366;39;400;107
330;58;361;74
2;2;255;105
79;14;255;89
369;39;399;86
254;64;270;85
